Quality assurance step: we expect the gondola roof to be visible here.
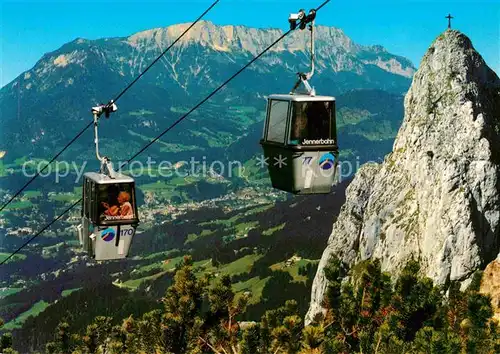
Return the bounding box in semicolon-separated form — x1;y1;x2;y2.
268;94;335;102
84;172;135;184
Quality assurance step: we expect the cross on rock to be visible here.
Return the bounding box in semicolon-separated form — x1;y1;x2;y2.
446;13;454;29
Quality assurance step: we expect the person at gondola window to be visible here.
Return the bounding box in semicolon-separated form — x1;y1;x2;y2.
101;191;133;219
102;202;119;217
306;102;330;140
290;104;308;144
117;191;133;219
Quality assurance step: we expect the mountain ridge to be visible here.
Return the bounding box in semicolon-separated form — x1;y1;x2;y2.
3;20;415;91
0;20;413;163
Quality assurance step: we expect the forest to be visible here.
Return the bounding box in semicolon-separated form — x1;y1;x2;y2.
2;256;499;354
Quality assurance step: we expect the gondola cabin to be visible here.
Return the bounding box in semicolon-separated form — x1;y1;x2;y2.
77;172;139;261
260;94;339;194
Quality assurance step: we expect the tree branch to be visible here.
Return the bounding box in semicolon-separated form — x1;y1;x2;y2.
322;320;335;331
198;336;222;354
374;333;382;354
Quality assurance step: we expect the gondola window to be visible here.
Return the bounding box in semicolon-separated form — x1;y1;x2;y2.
97;183;136;221
290;101;332;144
266;100;289;143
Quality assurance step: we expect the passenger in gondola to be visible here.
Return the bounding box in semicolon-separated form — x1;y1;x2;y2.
290;104;308;144
117;191;133;219
306;102;329;140
101;191;133;219
102;202;119;216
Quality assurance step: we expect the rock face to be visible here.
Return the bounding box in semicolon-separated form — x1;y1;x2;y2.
307;30;500;323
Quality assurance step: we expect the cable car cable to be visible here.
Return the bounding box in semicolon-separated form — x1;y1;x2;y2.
119;25;295;167
0;0;220;214
117;0;330;167
108;0;220;107
0;0;331;266
0;200;81;265
0;122;93;214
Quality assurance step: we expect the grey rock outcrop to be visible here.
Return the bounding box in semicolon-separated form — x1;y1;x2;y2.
307;30;500;324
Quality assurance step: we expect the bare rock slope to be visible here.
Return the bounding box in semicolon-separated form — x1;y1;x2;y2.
307;29;500;323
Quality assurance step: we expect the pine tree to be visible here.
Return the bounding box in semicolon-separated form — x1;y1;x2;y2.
1;332;15;353
258;300;304;353
200;274;249;353
161;255;207;353
56;322;71;352
80;316;114;353
465;292;494;353
0;317;19;354
136;309;163;352
239;323;260;354
391;260;441;341
301;325;324;352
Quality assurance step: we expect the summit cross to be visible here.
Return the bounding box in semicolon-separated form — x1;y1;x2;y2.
446;13;454;29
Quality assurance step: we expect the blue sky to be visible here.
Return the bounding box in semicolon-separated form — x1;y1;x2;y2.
1;0;499;87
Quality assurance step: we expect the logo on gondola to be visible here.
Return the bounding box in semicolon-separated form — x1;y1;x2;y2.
303;156;313;165
101;228;116;242
319;153;335;170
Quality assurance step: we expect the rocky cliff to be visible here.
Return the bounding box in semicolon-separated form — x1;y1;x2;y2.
307;29;500;323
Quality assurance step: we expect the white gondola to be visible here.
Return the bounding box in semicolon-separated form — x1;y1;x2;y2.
76;102;139;260
260;8;339;194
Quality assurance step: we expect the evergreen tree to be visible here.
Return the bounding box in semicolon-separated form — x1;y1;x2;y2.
258;300;303;353
32;257;500;354
200;274;250;353
301;325;324;352
390;260;441;341
465;292;494;353
161;255;207;353
240;323;261;354
136;310;164;352
0;317;19;354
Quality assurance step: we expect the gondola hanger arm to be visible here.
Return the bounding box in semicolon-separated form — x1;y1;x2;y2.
91;101;118;179
289;8;317;96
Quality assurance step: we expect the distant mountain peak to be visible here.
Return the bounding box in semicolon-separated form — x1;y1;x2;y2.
0;19;415;157
123;21;414;77
125;20;355;51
